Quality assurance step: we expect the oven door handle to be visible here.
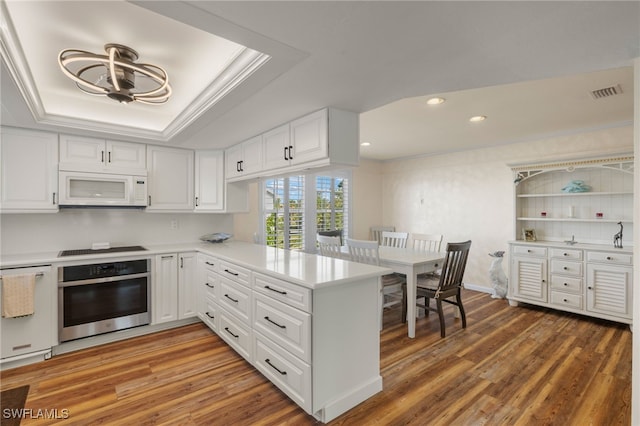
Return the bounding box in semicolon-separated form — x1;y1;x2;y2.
58;272;150;287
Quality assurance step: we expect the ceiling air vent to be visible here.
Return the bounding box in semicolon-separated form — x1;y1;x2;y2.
590;84;623;100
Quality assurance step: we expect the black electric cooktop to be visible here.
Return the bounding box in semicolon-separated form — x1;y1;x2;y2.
58;245;147;257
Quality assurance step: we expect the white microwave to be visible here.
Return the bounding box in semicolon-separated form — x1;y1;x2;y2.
59;171;147;207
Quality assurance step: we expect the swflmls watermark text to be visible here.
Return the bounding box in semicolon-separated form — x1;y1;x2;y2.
3;408;70;419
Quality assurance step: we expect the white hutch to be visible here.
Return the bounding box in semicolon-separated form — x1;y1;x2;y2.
508;154;634;324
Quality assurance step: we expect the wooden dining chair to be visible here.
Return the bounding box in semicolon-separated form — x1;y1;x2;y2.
317;229;343;246
370;226;395;245
380;231;409;248
316;234;343;258
402;240;472;337
346;238;405;328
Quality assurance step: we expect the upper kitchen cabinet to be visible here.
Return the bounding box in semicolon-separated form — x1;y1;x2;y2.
0;127;59;213
59;134;146;175
196;150;249;213
226;108;359;182
147;146;194;211
225;135;263;181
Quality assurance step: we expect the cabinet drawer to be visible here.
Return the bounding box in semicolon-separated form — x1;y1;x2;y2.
550;275;582;294
254;273;312;313
203;270;219;301
254;332;311;413
219;309;252;362
512;245;547;257
253;292;311;363
550;260;583;277
201;297;219;332
550;291;582;309
586;251;633;266
199;254;218;273
550;248;582;261
218;260;251;287
219;277;252;325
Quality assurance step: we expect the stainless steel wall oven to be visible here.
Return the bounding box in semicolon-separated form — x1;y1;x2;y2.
58;259;150;342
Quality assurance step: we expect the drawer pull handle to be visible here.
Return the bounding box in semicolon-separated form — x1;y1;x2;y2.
224;327;239;339
563;299;568;303
12;344;31;350
205;261;215;266
527;249;532;253
264;285;287;295
264;316;286;329
224;269;239;276
606;256;612;261
224;294;239;303
265;358;287;375
563;253;569;256
205;283;215;289
206;312;215;319
563;267;568;270
563;283;568;286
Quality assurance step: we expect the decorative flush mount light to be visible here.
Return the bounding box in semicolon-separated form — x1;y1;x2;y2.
469;115;487;122
426;97;445;105
58;43;171;104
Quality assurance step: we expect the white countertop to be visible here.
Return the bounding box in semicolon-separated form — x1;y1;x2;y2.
509;240;634;254
0;241;392;290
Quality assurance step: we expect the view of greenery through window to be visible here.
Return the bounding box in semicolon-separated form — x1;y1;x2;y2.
264;175;348;251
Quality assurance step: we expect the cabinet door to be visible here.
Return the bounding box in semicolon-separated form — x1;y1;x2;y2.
106;140;146;173
147;146;194;211
59;134;104;168
290;109;328;165
511;257;547;302
195;150;224;211
241;135;263;175
225;144;243;179
178;252;198;319
262;123;291;171
586;263;632;319
154;254;178;323
0;127;59;212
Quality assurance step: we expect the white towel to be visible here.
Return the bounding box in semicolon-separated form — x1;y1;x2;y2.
1;274;35;318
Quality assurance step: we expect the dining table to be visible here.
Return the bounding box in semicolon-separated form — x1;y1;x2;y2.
341;245;445;338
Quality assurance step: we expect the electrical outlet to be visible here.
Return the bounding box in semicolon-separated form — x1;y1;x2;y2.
170;219;178;229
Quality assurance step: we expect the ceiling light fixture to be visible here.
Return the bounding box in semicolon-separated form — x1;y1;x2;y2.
58;43;171;105
469;115;486;123
426;97;445;105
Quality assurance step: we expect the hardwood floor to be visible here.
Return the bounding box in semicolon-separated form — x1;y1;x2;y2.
1;290;631;425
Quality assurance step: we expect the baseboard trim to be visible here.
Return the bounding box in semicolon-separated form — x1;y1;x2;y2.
464;283;493;294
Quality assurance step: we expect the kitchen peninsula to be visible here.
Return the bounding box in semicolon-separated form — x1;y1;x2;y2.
0;241;391;423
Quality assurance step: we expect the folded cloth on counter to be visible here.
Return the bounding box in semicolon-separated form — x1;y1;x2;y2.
2;274;35;318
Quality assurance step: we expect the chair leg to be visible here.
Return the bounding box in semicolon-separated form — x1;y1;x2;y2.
457;293;467;329
436;299;445;338
401;285;407;323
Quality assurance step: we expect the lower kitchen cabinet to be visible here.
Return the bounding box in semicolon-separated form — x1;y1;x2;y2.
196;254;381;423
509;242;633;324
153;252;197;324
0;265;56;362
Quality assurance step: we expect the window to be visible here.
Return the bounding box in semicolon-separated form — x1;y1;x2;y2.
261;171;351;252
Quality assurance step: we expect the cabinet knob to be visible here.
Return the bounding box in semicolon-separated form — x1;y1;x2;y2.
588;286;593;290
542;279;546;283
563;253;569;256
606;256;612;261
563;283;568;286
563;299;568;302
563;266;568;270
527;249;532;253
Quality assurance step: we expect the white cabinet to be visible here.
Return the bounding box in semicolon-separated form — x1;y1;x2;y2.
153;254;179;323
0;127;59;212
1;265;56;361
508;242;633;324
59;134;146;175
195;150;249;212
225;135;263;181
153;252;197;324
226;108;359;182
195;150;224;211
147;146;194;211
511;155;633;245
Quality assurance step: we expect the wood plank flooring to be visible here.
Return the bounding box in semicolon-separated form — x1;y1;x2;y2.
1;290;631;425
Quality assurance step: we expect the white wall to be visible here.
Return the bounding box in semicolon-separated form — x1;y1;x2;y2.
381;125;634;291
0;210;233;255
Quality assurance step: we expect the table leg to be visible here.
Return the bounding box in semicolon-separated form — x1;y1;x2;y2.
407;271;416;338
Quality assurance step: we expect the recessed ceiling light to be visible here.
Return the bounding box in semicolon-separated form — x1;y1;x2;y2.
426;97;445;105
469;115;486;123
360;142;371;147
